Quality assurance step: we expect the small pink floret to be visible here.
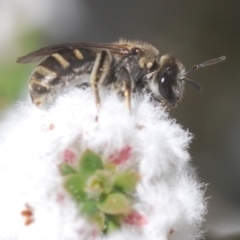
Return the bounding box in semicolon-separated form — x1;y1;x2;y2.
124;211;148;227
63;149;76;164
109;145;132;165
56;194;65;205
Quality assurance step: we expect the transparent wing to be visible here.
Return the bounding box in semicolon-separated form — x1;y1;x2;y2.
17;42;131;64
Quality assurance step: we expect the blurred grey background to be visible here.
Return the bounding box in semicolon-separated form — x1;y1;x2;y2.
0;1;239;239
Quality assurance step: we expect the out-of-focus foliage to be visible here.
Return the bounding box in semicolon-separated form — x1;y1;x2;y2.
0;1;45;110
0;31;42;109
0;0;86;111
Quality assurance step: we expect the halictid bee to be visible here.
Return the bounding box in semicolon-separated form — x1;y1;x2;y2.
17;39;225;110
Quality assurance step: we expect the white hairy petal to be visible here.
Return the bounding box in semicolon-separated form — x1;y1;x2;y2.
0;88;206;240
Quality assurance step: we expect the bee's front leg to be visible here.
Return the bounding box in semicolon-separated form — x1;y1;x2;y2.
90;50;112;109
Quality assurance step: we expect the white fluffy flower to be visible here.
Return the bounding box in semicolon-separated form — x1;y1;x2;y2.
0;88;206;240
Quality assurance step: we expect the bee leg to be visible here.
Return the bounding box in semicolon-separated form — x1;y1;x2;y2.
115;66;134;112
161;101;165;108
160;101;171;111
90;50;112;109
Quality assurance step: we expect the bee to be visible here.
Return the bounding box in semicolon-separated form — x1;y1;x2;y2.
17;39;225;110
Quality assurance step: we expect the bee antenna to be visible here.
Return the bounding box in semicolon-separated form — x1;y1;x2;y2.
182;56;226;77
179;77;202;91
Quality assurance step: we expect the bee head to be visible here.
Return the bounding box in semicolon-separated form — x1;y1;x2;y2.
146;54;225;109
147;54;185;108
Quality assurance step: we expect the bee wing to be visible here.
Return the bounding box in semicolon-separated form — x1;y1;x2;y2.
17;42;131;64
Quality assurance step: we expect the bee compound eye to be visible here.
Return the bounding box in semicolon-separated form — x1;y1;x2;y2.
158;74;173;103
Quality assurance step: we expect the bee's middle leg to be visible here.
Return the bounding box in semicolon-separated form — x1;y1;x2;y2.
115;67;134;112
90;51;111;109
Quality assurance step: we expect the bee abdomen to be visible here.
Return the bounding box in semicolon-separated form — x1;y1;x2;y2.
29;49;96;107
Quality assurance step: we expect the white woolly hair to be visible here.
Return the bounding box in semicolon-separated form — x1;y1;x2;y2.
0;87;207;240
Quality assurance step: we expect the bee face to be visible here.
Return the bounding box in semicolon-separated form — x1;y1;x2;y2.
17;40;225;110
147;54;185;108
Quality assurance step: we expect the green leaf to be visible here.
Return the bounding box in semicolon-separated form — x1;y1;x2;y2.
78;150;104;178
82;201;99;217
104;162;116;172
105;215;122;233
64;174;87;202
92;211;106;231
59;163;78;176
97;193;131;215
85;170;114;199
82;201;106;231
85;175;104;198
94;170;114;194
114;170;139;192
